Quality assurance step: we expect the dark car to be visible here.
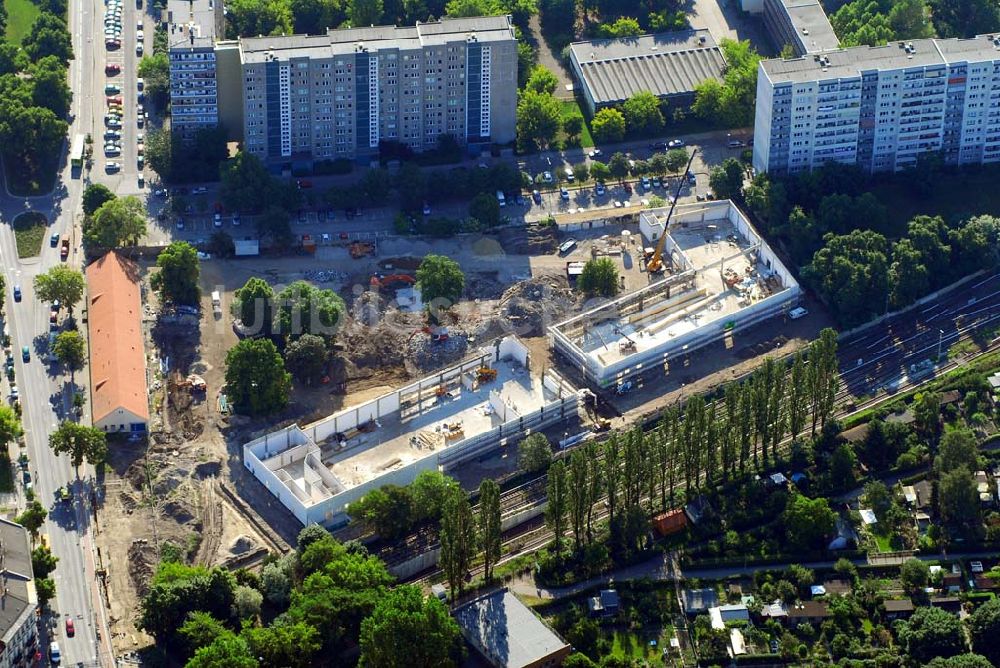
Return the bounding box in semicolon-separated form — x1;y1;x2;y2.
531;190;542;204
623;183;633;194
649;141;668;150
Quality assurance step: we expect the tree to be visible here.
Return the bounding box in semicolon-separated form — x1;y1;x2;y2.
221;152;281;213
358;586;463;668
525;65;558;95
49;421;107;472
290;0;343;34
187;634;259;668
224;339;291;415
900;558;930;594
598;16;642;37
225;0;293;36
232;585;262;620
469;192;502;228
137;52;170;107
938;466;980;532
0;100;67;172
709;157;745;200
150;241;200;305
516;89;561;150
16;500;47;540
563;114;584;141
349;0;383;25
416;255;465;306
591;108;626;144
914;390;942;441
36;578;56;607
31;544;58;579
968;597;1000;665
83;183;116;216
936;427;978;474
830;443;857;489
931;0;1000;37
285;334;327;384
53;330;86;372
234;277;274;336
32;56;71;116
901;605;965;663
139;563;237;641
439;489;476;600
478;479;501;584
546;460;569;553
179;612;230;656
23;13;73;63
665;148;688;175
608;152;630;184
622;91;665;135
86;196;147;248
0;406;23;450
260;560;292;606
577;258;619;297
803;230;890;328
34;265;84;315
409;471;458;524
926;656;997;668
589;161;610;184
518;432;551;473
276;281;346;339
243;621;321;668
783;494;836;550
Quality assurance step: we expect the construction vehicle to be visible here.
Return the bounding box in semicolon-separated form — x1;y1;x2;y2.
645;150;698;275
476;366;497;382
370;273;416;290
349;241;375;259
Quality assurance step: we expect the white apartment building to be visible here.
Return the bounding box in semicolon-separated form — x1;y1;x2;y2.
167;0;225;138
238;17;518;164
753;35;1000;175
0;520;38;668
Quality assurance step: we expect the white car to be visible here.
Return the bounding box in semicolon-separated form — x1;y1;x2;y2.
136;30;144;41
136;19;143;29
136;77;144;91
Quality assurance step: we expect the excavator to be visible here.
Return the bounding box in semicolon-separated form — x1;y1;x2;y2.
370;273;416;290
645;149;698;275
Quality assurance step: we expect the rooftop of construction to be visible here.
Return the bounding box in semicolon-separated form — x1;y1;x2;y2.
244;337;581;525
167;0;223;48
549;200;801;387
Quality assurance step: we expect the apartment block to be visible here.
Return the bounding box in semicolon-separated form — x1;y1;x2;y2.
0;519;39;668
753;36;1000;175
741;0;838;56
239;16;518;164
167;0;225;138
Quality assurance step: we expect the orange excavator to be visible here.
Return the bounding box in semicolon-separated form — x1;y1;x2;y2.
645;149;698;275
370;273;416;290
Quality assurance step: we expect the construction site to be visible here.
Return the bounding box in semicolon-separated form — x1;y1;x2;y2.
549;200;802;389
244;336;582;527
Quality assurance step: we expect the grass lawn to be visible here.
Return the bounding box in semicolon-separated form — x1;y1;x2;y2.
4;0;40;45
610;630;661;661
560;99;594;149
871;168;1000;230
12;212;46;258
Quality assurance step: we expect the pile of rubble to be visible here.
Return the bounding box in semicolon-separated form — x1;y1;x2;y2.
497;276;578;337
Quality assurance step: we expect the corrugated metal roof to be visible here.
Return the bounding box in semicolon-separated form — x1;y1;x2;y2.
571;30;727;106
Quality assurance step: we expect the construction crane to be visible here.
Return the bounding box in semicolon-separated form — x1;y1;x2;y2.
645;149;698;275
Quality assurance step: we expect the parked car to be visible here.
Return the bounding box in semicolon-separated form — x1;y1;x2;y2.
104;130;120;140
560;187;569;202
105;161;121;173
105;63;121;75
531;189;542;204
50;233;59;247
595;183;606;196
136;43;143;56
136;77;144;91
21;347;29;362
542;171;554;184
12;285;21;302
588;148;602;158
213;213;222;228
558;239;577;254
668;139;685;148
104;84;120;95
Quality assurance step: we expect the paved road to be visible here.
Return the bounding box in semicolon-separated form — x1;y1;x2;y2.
0;0;118;662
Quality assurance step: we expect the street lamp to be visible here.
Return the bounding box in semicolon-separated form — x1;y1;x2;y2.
936;329;944;361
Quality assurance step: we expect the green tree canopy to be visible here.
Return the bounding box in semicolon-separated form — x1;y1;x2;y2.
516;89;561;150
518;432;551;473
349;0;384;26
285;334;328;384
31;544;58;579
938;465;980;532
578;258;620;297
524;65;558;95
968;597;1000;665
708;158;745;200
225;0;293;36
0;406;21;449
591;107;626;144
416;254;465;306
23;12;73;63
899;558;930;593
86;196;148;248
137;52;170;107
234;277;274;336
16;500;47;540
597;16;642;37
783;493;836;550
139;562;237;641
622;91;665;135
83;183;116;216
151;241;200;306
276;281;346;339
31;56;71;116
53;330;86;371
243;621;322;668
34;265;84;314
936;427;979;474
224;339;291;415
49;421;107;471
358;585;463;668
803;229;890;327
901;605;965;663
469;192;502;228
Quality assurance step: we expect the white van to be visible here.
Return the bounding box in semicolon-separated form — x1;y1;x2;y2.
496;191;506;207
789;306;809;320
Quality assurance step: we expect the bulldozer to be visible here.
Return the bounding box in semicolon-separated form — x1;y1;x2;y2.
476;366;498;382
645;150;698;275
349;241;375;259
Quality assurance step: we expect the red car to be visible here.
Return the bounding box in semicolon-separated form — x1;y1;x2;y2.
65;618;74;637
106;95;122;105
296;179;313;189
105;63;121;75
